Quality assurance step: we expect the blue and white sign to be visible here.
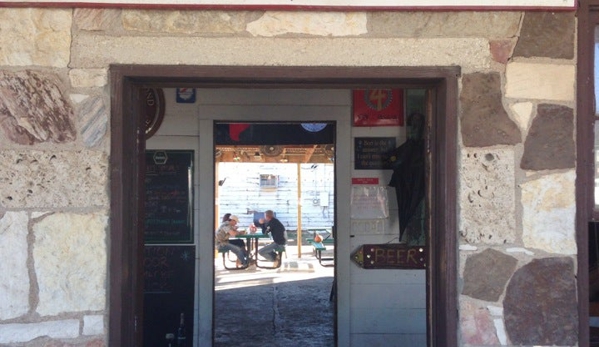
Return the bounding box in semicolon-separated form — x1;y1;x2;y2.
176;88;196;104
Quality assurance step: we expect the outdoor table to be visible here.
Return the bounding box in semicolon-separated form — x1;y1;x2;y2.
233;233;271;265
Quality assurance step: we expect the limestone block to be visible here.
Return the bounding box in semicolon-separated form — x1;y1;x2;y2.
34;212;107;316
367;11;521;38
71;35;490;70
504;257;577;345
521;171;576;254
83;315;105;335
505;62;575;102
78;96;108;148
459;299;500;345
70;94;90;104
69;69;108;88
513;11;575;59
247;12;367;37
0;319;79;344
0;150;108;209
460;72;521;147
0;212;29;320
509;102;534;135
0;8;71;67
74;8;122;32
0;70;76;145
459;148;517;244
122;10;262;34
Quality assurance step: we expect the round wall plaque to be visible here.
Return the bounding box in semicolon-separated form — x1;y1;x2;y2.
143;88;166;139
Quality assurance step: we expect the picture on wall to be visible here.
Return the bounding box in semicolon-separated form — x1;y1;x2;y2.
353;89;404;127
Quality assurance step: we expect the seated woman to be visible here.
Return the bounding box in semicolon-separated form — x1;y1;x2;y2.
215;215;248;268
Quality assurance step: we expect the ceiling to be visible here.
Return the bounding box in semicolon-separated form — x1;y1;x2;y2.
215;144;335;163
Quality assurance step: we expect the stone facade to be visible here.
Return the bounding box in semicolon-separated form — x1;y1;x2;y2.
0;6;578;347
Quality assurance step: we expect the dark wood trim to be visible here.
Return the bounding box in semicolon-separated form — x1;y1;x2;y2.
578;2;595;347
109;70;145;347
109;65;459;347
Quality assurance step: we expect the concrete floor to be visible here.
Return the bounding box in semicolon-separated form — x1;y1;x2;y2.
214;244;335;347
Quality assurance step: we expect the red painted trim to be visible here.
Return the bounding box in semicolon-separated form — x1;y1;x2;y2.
0;1;577;11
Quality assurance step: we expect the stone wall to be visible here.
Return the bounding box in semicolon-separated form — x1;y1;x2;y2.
0;7;578;346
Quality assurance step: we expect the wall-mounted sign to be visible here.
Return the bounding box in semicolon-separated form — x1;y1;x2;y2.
351;244;426;269
143;88;165;139
0;0;576;9
144;150;194;244
353;89;404;127
351;177;379;185
354;137;396;170
176;88;196;103
144;245;195;346
350;185;389;220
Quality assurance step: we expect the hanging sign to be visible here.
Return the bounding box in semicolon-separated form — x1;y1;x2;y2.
351;244;426;269
0;0;576;9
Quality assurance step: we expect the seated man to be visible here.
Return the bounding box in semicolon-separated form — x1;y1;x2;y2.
257;210;287;264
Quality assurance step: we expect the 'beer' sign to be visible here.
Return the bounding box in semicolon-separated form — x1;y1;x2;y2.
352;244;426;269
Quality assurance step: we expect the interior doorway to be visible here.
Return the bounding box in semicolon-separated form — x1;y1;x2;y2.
213;121;336;346
109;65;459;347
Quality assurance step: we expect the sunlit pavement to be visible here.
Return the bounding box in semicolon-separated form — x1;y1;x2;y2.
214;246;335;347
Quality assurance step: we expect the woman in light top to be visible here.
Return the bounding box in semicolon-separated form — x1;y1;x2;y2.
215;214;248;268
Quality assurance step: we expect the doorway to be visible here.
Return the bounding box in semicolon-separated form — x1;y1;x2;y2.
109;65;459;347
213;121;336;346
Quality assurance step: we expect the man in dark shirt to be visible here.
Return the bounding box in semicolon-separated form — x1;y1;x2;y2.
257;210;287;262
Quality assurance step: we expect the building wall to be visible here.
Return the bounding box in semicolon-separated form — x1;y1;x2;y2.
0;8;577;346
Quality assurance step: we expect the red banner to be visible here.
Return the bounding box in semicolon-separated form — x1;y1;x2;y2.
353;89;404;127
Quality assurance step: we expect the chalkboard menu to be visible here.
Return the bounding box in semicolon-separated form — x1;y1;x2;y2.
144;245;195;346
354;137;396;170
144;150;194;244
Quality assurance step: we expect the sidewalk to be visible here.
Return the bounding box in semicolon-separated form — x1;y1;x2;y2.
214;245;335;346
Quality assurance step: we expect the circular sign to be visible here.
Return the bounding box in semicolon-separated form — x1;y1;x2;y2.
301;123;327;132
143;88;166;139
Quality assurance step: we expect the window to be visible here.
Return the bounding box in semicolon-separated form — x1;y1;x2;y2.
259;174;278;189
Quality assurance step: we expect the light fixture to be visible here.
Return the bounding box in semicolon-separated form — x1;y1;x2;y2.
233;152;241;161
254;151;261;160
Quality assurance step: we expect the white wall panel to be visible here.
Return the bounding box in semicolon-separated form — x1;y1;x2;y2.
350;283;426;308
351;333;427;347
350;308;426;333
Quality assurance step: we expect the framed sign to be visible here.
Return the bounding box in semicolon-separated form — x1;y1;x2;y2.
353;89;404;127
354;137;396;170
144;150;194;244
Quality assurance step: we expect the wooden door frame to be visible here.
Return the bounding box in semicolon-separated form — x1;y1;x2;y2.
109;65;459;346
